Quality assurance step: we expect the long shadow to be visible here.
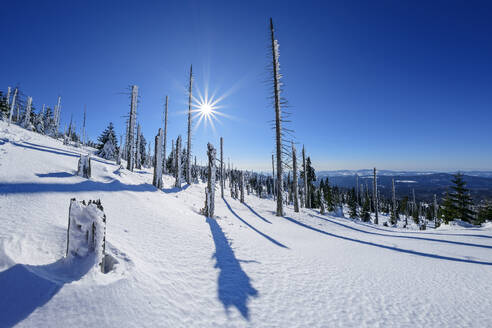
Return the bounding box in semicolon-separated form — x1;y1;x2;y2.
0;180;156;194
351;218;492;240
282;216;492;266
310;214;492;250
242;203;272;224
0;257;93;327
36;172;73;178
223;199;288;249
13;141;80;159
162;184;190;194
12;141;114;167
206;217;258;320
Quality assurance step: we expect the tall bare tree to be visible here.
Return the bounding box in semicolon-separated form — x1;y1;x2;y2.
373;167;379;224
126;85;138;171
163;95;169;174
302;145;308;208
186;65;193;184
269;18;285;216
292;142;299;212
220;137;224;198
8;87;17;126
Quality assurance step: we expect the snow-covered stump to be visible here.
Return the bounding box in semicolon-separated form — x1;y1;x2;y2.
77;154;91;178
201;143;216;217
66;199;107;273
153;128;163;189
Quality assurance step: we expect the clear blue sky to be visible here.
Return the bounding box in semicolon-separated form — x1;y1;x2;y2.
2;0;492;171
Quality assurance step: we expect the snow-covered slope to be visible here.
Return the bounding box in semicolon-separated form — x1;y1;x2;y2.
1;121;492;328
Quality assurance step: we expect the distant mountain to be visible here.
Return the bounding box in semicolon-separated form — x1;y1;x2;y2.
316;171;492;202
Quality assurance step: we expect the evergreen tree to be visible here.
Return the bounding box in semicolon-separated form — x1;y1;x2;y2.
477;203;492;224
441;192;455;224
361;192;371;222
97;123;118;160
449;173;475;223
348;187;358;219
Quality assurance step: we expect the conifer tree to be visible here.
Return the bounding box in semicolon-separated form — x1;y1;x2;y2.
450;173;475;222
97;123;118;160
348;188;358;218
361;192;371;222
390;178;398;225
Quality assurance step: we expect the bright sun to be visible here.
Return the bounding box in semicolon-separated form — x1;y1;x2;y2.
200;103;213;115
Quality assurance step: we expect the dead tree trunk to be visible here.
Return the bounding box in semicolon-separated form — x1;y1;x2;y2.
373;167;378;224
135;124;142;169
163;95;168;174
202;143;216;217
292;142;299;212
127;85;138;171
220;137;224;198
240;171;245;203
186;66;193;184
175;135;182;188
270;18;284;216
392;178;397;222
271;154;276;201
302;145;308;208
8;87;17;126
77;154;92;178
153;128;163;188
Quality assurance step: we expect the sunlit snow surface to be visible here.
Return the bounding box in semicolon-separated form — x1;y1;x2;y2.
0;121;491;327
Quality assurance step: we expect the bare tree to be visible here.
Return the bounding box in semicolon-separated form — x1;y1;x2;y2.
163;95;169;174
175;135;182;188
126;85;138;171
302;145;308;208
220;137;224;198
186;65;193;184
270;18;284;216
153;128;163;188
202;143;216;217
292;142;299;212
135;124;142;169
8;87;17;126
373;167;379;224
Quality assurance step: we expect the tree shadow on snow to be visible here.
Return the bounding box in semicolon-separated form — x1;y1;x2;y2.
0;179;156;194
12;141;111;166
206;217;258;320
223;199;288;249
350;219;492;240
0;256;93;327
282;216;492;266
162;184;190;193
241;203;272;224
36;172;73;178
310;214;492;250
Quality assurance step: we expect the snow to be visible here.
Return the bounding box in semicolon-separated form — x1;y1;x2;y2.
1;121;492;327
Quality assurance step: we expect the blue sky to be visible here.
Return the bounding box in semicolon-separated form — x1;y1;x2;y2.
2;0;492;171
